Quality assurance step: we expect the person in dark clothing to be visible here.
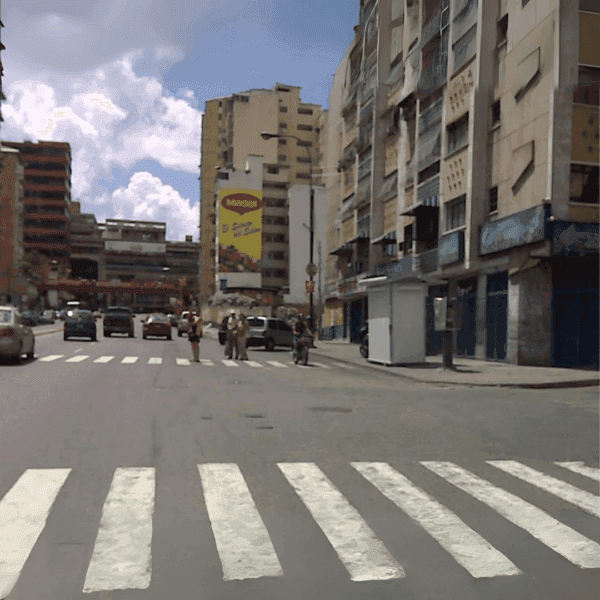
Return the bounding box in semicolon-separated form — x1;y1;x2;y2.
293;315;307;350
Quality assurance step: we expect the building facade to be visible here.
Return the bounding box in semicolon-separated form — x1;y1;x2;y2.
199;83;324;309
323;0;599;368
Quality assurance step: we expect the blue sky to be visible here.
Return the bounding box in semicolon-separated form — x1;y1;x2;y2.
1;0;358;241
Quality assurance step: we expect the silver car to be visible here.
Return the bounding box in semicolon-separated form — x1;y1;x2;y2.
0;306;35;364
177;311;190;337
247;316;294;351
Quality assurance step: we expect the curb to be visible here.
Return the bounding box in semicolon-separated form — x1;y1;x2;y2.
308;347;600;390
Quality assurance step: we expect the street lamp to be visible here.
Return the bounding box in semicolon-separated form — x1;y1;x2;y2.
261;131;316;335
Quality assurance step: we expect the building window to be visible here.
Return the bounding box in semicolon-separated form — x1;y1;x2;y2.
267;166;279;174
447;115;469;154
445;195;466;231
570;164;599;204
573;66;600;106
263;270;272;278
278;154;287;162
297;124;313;131
497;14;508;45
277;86;290;92
489;186;498;213
298;107;314;115
278;139;287;145
404;224;413;253
279;106;288;113
297;172;311;179
265;217;273;225
418;161;440;184
279;122;287;129
297;140;313;147
297;156;311;163
492;100;501;126
217;172;229;180
383;241;397;257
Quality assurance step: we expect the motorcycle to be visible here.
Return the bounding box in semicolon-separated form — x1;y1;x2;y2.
293;332;312;365
359;324;368;359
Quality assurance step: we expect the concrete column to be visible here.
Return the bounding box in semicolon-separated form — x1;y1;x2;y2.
475;272;487;359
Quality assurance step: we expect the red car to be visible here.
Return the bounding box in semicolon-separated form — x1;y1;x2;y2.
142;313;172;340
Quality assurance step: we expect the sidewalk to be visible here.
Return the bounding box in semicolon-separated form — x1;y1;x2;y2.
308;339;600;389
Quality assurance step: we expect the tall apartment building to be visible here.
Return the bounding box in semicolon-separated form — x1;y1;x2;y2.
199;83;323;305
323;0;599;369
0;145;28;305
2;141;73;274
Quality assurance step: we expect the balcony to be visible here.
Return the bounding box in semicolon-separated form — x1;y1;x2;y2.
373;255;414;277
414;248;439;274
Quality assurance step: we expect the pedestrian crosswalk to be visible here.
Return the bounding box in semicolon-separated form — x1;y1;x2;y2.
0;460;597;595
35;354;334;369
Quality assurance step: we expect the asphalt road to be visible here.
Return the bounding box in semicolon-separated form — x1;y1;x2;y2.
0;320;598;600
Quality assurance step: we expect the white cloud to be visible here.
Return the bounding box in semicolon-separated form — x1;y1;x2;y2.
109;172;199;241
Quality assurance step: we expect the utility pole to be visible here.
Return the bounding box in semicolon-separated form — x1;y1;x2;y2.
318;240;322;337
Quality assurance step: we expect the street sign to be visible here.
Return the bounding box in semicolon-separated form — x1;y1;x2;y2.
305;280;315;293
306;262;318;277
220;278;228;292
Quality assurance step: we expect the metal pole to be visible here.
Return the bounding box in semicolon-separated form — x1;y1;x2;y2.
309;152;314;334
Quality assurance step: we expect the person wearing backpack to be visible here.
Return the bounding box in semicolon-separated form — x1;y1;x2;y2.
187;310;203;362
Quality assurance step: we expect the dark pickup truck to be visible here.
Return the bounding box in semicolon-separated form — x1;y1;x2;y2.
103;306;135;337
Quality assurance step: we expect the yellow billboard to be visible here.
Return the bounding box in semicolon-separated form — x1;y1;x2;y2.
218;189;264;273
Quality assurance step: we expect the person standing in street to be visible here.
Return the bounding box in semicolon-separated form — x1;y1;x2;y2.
236;312;250;361
187;310;203;362
225;310;238;359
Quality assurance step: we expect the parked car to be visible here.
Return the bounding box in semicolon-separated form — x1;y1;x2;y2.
64;309;97;341
103;306;135;337
247;316;294;351
177;311;190;337
143;313;172;340
41;310;56;323
0;305;35;363
21;311;39;327
57;309;67;320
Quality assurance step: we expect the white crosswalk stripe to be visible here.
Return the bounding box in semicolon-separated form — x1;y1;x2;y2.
65;355;89;362
176;358;191;366
200;358;214;366
222;359;239;367
244;360;263;367
148;357;162;364
336;363;356;370
421;461;600;569
198;464;283;581
266;361;288;368
311;362;331;369
93;356;114;363
38;354;64;362
352;462;520;578
83;468;155;592
0;469;72;599
487;460;600;518
555;461;600;482
121;356;138;364
278;462;404;581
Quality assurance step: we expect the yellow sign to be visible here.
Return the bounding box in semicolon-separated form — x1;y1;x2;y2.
218;189;264;273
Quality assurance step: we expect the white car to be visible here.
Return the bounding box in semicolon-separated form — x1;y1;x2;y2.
177;311;190;337
0;305;35;364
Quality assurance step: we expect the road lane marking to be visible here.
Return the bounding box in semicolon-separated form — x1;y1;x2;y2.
197;464;283;581
0;469;72;599
83;468;155;593
277;463;404;581
245;361;263;368
555;461;600;482
65;355;89;363
93;356;114;363
335;363;356;370
222;360;239;367
487;460;600;518
121;356;138;364
421;461;600;569
200;358;214;366
38;354;64;362
311;362;331;369
176;358;191;366
148;357;162;364
266;361;288;368
352;462;520;578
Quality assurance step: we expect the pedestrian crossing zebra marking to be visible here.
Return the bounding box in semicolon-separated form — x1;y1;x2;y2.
421;461;600;569
245;360;263;367
93;356;114;363
176;358;191;366
38;354;64;362
200;358;214;366
222;359;239;367
266;361;288;368
83;468;155;593
0;468;72;599
555;461;600;482
487;460;600;518
65;355;89;363
198;464;283;581
121;356;138;364
336;363;356;370
311;362;331;369
148;357;162;364
352;462;521;578
277;462;404;581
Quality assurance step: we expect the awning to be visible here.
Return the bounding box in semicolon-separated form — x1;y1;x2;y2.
355;177;372;206
329;243;354;256
399;197;440;216
376;171;398;201
417;124;442;171
371;231;397;245
384;62;405;86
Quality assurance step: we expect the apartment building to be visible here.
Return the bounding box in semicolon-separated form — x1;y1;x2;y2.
323;0;599;369
0;145;29;305
199;83;324;307
2;140;73;275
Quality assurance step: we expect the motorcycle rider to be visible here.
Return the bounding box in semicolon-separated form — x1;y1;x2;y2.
293;315;307;349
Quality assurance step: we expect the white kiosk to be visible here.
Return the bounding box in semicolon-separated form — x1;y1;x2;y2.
360;273;440;365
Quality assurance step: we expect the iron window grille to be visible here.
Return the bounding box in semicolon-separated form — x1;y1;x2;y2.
489;186;498;213
445;195;466;231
